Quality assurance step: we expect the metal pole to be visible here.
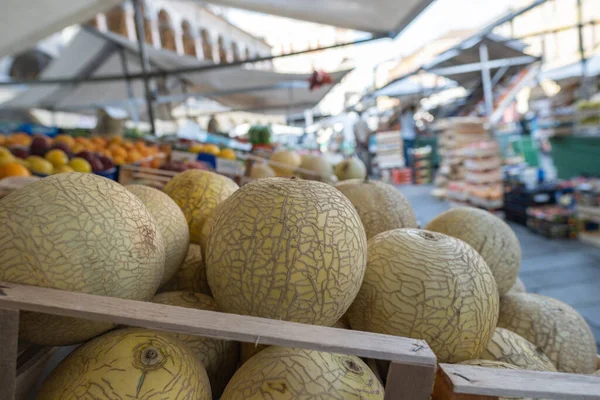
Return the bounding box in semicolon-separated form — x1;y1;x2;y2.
479;43;494;120
132;0;156;134
577;0;588;99
117;47;139;123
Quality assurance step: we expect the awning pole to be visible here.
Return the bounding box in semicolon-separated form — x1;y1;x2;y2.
117;47;139;123
577;0;588;99
479;43;494;120
132;0;156;135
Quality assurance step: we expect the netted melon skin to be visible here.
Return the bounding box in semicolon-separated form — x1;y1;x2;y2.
221;346;384;399
199;203;224;260
498;293;598;374
0;173;165;346
482;328;556;371
163;170;239;244
207;178;367;327
458;359;521;369
152;291;239;398
507;277;526;295
425;208;521;296
127;184;189;285
36;328;211;400
161;244;211;296
336;179;417;239
347;229;499;363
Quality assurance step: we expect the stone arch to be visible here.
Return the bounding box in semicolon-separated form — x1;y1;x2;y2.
200;29;214;61
218;35;229;63
158;9;177;51
181;20;197;56
231;42;240;62
106;5;129;37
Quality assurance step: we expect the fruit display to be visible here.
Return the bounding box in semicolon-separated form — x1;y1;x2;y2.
425;208;521;296
152;291;239;397
163;170;239;244
221;347;384;399
335;157;367;181
498;293;598;374
36;328;211;400
481;328;557;371
126;185;190;285
206;177;367;326
347;229;498;363
0;173;165;345
336;179;417;239
161;243;211;295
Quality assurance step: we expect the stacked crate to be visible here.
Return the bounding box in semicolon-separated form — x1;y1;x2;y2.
462;141;504;211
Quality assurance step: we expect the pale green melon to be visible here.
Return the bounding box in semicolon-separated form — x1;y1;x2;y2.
335;157;367;181
482;328;556;371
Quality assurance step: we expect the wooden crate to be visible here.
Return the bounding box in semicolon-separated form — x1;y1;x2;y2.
0;283;599;400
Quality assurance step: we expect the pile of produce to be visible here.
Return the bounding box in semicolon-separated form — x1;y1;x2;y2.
1;167;597;399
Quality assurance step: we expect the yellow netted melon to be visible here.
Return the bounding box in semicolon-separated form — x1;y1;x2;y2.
458;359;521;369
507;277;526;294
335;157;367;181
0;173;165;346
425;208;521;296
482;328;556;371
222;346;384;399
36;328;211;400
126;184;189;285
269;150;301;177
498;293;597;373
152;291;239;397
162;244;211;296
249;162;276;179
347;229;498;363
163;170;239;244
336;179;417;239
207;177;367;326
199;202;224;259
299;154;333;181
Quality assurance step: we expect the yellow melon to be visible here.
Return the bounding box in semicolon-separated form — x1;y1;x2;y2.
249;162;276;179
336;179;417;239
36;328;211;400
482;328;556;371
152;291;239;397
458;359;521;369
126;184;190;285
207;177;367;326
0;173;164;346
507;277;526;294
335;157;367;181
425;208;521;296
163;170;239;244
269;150;301;177
498;293;597;373
347;229;498;363
161;244;211;296
199;203;224;260
298;154;333;181
222;346;384;399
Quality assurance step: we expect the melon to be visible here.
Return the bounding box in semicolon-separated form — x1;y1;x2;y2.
162;244;211;296
347;229;498;363
594;370;600;377
336;179;417;239
199;203;224;259
498;293;597;373
221;347;384;399
482;328;556;371
249;162;276;179
335;157;367;181
152;291;239;397
163;170;238;244
127;184;189;285
425;208;521;296
206;177;367;326
269;150;301;177
0;173;165;346
299;154;333;181
507;277;526;294
458;359;521;369
36;328;211;400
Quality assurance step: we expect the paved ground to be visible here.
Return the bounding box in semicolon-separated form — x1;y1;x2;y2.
400;184;600;346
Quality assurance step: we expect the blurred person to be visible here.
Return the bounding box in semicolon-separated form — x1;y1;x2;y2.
353;112;372;175
401;104;417;167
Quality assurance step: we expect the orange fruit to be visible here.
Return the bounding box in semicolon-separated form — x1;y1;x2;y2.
45;149;69;167
113;156;126;165
0;162;31;178
6;133;31;147
109;135;123;145
0;136;5;146
111;147;127;159
219;148;236;160
150;158;161;169
126;150;142;163
54;134;76;148
202;144;220;156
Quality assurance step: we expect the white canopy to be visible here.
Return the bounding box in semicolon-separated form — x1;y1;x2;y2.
2;29;350;117
0;0;122;58
202;0;435;35
541;55;600;82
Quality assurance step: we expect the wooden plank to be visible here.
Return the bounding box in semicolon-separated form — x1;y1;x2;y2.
433;367;498;400
0;283;436;366
0;308;19;400
439;363;600;400
15;347;58;400
384;361;436;400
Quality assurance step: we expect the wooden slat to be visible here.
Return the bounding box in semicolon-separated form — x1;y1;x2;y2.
15;347;58;400
0;308;19;400
0;283;436;366
439;363;600;400
433;367;498;400
384;362;436;400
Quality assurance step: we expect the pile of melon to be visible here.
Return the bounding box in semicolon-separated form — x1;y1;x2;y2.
1;170;598;400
